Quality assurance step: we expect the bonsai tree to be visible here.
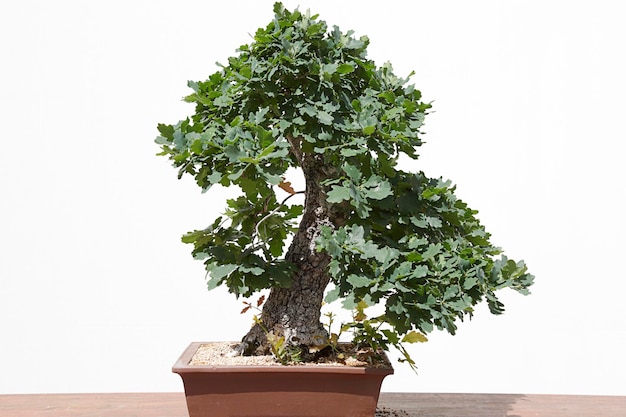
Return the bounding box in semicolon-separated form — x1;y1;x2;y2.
156;3;534;366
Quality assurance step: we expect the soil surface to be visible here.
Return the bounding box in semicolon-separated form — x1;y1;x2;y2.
189;341;393;368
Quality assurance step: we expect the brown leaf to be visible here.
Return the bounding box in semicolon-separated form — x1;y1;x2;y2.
278;179;296;195
257;294;266;307
240;305;251;314
354;310;367;322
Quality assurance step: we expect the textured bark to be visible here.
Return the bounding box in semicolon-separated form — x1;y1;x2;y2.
241;138;346;355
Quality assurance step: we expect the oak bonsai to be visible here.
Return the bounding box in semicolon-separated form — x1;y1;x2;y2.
156;3;534;367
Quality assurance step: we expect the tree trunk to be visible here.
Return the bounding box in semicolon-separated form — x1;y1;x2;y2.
241;141;346;355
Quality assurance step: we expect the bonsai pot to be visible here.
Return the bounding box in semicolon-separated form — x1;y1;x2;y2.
173;342;393;417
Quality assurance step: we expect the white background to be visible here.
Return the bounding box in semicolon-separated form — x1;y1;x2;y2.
1;0;625;395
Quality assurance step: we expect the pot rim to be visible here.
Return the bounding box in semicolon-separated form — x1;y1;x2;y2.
172;342;394;375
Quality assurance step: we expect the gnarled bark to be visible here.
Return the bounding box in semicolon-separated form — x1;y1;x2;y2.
241;140;346;355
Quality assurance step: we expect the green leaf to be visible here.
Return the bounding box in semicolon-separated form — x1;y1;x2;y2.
340;147;365;157
379;91;395;103
342;163;361;182
401;331;428;344
207;171;222;184
239;265;265;275
444;286;459;300
321;62;339;76
300;105;317;118
344;36;365;50
341;295;358;310
337;63;355;74
426;217;442;228
213;95;233;107
206;263;239;290
463;276;478;290
224;145;245;162
360;242;385;260
363;177;392;200
154;136;170;145
187;80;199;92
422;244;442;260
363;125;376;135
208;263;239;280
347;274;372;288
253;107;270;124
411;265;429;278
157;123;174;139
317;110;334;125
256;143;277;160
324;287;341;303
326;185;351;203
190;139;203;154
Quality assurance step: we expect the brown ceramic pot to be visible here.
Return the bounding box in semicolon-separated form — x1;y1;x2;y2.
173;342;393;417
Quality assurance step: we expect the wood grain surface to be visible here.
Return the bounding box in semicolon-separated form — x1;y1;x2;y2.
1;392;625;416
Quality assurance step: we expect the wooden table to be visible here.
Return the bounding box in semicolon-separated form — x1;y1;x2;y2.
1;392;625;416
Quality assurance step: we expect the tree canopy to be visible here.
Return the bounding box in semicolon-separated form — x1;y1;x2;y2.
156;2;534;358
